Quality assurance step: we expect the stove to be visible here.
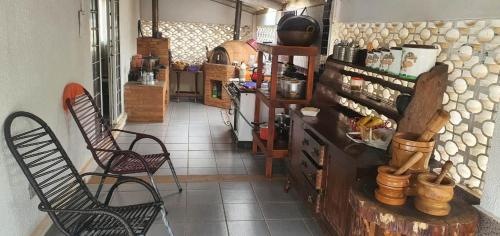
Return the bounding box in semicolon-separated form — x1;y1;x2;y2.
225;82;256;145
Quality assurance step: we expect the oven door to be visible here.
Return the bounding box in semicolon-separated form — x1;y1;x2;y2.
229;98;237;133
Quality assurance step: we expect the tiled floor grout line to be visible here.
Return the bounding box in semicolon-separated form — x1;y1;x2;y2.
251;182;274;236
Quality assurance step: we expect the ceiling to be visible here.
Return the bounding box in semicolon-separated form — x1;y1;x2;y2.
208;0;287;13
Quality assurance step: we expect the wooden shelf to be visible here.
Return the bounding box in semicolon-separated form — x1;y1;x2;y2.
257;43;318;56
253;43;317;177
257;89;309;108
320;56;449;135
340;70;414;95
334;88;401;121
252;130;288;158
330;59;421;83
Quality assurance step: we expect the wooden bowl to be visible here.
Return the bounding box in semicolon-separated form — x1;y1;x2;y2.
415;173;455;216
375;166;411;206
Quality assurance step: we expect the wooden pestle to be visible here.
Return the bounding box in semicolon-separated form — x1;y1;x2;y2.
417;109;451;142
434;161;453;184
393;152;424;175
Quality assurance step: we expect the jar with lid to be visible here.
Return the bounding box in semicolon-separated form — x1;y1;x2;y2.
350;77;364;93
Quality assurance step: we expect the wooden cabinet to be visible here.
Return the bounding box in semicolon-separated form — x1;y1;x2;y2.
322;145;357;236
287;109;387;236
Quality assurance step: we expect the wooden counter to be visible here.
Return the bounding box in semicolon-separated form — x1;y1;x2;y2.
287;106;389;236
350;180;478;235
124;80;167;122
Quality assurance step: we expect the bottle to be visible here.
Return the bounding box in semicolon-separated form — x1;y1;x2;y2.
239;63;247;81
212;84;218;98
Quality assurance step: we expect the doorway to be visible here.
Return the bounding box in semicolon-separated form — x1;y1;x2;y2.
89;0;122;125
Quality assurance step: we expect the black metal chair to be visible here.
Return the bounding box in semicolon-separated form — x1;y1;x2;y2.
3;112;171;236
65;87;182;196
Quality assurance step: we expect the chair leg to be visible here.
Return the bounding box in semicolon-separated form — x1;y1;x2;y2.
160;206;174;236
147;174;174;236
166;159;183;192
95;169;111;199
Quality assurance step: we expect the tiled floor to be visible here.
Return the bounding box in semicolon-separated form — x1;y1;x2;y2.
45;181;322;236
45;102;321;235
115;102;286;176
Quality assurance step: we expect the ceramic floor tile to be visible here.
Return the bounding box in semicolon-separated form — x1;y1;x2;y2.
267;219;312;236
143;129;168;137
224;203;264;220
186;203;226;222
171;158;188;168
187;189;222;204
216;158;244;167
188;136;212;143
165;143;189;151
188;167;218;175
157;167;188;176
188;150;215;159
221;189;257;203
132;143;164;154
185;221;228;236
168;151;189;159
213;143;236;151
164;136;189;143
304;218;323;236
147;222;185;236
218;167;248;175
260;202;305;220
227;220;271;236
188;158;216;168
220;181;253;191
186;182;220;190
189;143;213;150
214;150;241;159
212;136;235;144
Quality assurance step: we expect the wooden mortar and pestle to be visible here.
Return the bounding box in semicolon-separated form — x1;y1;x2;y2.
390;109;450;196
415;161;456;216
375;109;450;205
375;152;424;205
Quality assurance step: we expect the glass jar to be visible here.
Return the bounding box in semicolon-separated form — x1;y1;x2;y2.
351;77;364;93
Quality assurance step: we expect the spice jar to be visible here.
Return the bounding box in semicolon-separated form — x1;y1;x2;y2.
351;77;364;93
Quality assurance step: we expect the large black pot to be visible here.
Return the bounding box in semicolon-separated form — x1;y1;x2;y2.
277;15;320;47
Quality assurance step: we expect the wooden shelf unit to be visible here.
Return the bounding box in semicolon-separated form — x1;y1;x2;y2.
322;57;449;135
252;43;318;177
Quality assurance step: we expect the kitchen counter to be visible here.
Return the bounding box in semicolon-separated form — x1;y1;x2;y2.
124;80;168;122
293;104;389;169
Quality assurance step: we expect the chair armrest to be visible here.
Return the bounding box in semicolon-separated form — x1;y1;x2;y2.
112;129;168;152
81;172;162;205
38;204;135;235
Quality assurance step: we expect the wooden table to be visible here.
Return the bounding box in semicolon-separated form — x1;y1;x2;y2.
173;70;202;102
124;80;167;122
349;180;478;236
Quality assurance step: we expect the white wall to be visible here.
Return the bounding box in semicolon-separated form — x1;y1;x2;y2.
0;0;92;235
0;1;140;235
120;0;141;87
140;0;254;26
336;0;500;23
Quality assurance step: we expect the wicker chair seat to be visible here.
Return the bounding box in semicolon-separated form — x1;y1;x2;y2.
111;153;166;174
79;203;162;235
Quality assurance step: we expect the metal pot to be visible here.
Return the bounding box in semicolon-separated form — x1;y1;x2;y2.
277;15;320;46
285;79;306;98
143;55;160;72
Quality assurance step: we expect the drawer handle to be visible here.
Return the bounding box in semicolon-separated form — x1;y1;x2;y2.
302;139;309;146
313;148;320;156
301;160;308;168
307;195;313;203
